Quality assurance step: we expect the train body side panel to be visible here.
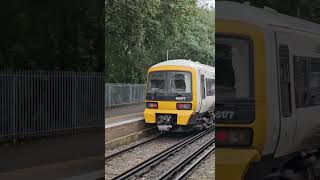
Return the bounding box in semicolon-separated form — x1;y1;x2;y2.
217;1;320;179
262;30;281;156
275;27;320;156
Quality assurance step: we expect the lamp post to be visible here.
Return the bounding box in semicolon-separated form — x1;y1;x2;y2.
167;49;175;61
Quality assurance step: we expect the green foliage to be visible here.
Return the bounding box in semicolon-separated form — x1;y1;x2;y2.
105;0;215;83
0;0;104;71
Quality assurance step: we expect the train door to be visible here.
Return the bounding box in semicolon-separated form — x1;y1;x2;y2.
275;34;298;157
199;69;206;113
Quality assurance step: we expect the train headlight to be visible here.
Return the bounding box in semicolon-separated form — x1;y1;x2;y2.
216;128;253;147
176;103;192;110
146;102;158;109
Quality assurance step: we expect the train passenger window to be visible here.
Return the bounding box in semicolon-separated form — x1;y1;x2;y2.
294;57;308;107
309;62;320;105
294;57;320;107
279;45;292;117
206;78;215;96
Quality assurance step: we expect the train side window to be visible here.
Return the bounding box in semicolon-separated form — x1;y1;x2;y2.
294;56;308;107
309;61;320;105
279;45;292;117
294;57;320;107
206;78;215;96
201;75;205;99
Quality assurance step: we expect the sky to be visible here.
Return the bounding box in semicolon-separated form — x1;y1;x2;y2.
197;0;215;8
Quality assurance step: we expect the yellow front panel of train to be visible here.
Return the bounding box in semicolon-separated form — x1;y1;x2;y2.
216;149;260;180
144;101;194;125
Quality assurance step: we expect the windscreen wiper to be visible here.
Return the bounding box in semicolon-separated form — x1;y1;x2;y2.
174;93;184;97
152;91;158;100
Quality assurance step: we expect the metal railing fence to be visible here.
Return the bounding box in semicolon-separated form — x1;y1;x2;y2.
0;69;104;141
105;83;146;108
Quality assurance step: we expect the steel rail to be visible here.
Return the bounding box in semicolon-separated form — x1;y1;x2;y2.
157;138;215;180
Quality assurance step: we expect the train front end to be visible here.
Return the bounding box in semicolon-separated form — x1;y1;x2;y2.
144;65;197;132
215;16;267;179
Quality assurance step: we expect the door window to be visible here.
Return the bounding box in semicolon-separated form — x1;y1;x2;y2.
201;75;205;99
279;45;292;117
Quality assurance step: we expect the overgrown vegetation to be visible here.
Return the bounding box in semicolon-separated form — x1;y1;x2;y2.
0;0;104;71
105;0;215;83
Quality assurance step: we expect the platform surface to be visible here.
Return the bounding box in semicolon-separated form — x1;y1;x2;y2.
105;103;144;118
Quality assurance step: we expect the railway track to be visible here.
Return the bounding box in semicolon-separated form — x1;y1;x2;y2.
158;138;215;180
105;134;163;160
110;126;214;180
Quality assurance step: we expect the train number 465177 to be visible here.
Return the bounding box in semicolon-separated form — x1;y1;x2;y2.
214;111;234;119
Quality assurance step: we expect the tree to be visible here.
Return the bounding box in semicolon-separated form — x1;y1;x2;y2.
105;0;215;83
0;0;104;71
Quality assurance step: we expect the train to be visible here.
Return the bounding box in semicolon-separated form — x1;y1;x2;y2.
144;59;215;132
216;1;320;180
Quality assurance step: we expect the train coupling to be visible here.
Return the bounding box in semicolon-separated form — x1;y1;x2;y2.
157;114;175;132
157;124;172;132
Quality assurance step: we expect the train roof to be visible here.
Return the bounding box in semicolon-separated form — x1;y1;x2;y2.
217;1;320;35
152;59;215;72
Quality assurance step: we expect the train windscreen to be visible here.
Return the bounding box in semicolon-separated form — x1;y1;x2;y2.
215;35;255;123
146;71;192;101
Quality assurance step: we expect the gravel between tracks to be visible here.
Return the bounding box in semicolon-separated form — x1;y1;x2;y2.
105;134;159;153
105;134;186;180
187;153;215;180
136;131;214;180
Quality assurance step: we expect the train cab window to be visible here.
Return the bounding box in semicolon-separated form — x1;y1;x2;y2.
279;45;292;117
148;72;166;92
216;37;252;98
215;35;255;124
146;71;193;101
169;72;192;93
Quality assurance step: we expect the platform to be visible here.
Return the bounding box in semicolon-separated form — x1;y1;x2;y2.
0;157;104;180
105;104;156;149
0;131;104;180
105;103;145;119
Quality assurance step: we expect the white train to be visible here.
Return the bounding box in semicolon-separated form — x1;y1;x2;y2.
216;1;320;180
144;59;214;132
